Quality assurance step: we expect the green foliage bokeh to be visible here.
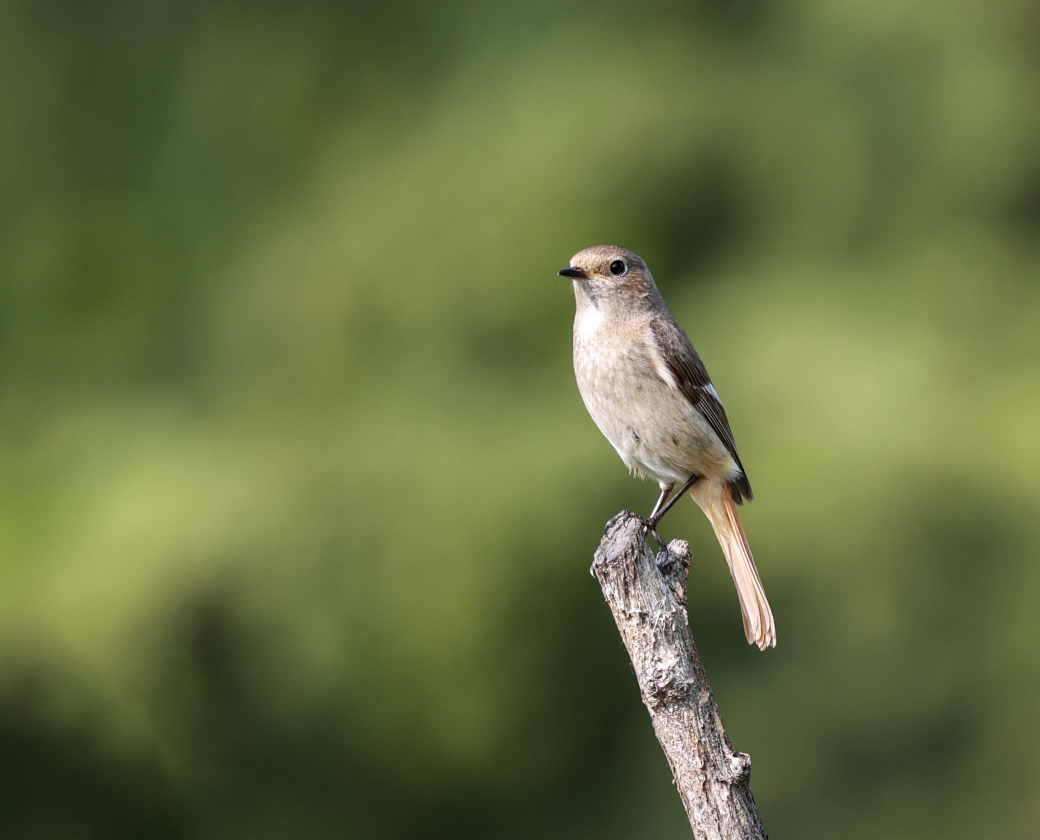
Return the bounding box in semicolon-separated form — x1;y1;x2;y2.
1;0;1039;837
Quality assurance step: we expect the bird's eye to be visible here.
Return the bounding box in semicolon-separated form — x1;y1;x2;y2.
609;260;626;275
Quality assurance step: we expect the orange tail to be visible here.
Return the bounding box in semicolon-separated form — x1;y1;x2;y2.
689;481;776;650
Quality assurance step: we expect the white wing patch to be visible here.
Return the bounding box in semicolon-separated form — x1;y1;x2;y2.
649;341;678;390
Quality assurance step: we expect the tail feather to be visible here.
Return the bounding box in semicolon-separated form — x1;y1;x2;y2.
689;481;776;650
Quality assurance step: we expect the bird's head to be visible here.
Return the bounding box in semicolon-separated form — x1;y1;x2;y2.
558;245;658;311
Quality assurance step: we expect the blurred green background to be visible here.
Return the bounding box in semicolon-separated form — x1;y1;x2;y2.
2;0;1039;837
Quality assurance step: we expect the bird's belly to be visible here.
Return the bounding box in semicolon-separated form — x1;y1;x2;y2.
573;332;737;485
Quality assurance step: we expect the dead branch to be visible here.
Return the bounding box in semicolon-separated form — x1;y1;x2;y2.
591;512;768;840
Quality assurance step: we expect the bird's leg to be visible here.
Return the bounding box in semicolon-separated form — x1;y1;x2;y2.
649;483;673;520
647;474;701;531
642;483;673;550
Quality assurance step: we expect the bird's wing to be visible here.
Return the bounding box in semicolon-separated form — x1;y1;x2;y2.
649;315;752;502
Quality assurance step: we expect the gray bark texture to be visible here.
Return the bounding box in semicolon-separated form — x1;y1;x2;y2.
591;511;768;840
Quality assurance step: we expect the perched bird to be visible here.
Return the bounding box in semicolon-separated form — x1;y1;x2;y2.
560;245;775;649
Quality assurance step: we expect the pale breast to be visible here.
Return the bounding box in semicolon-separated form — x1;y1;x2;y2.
572;313;739;486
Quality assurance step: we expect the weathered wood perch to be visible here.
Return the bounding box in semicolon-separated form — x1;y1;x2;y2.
592;511;768;840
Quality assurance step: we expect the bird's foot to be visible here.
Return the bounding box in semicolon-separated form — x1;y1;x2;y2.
639;517;667;552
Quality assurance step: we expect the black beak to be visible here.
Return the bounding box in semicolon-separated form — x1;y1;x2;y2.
558;267;586;278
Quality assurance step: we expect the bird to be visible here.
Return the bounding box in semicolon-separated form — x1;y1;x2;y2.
560;245;776;650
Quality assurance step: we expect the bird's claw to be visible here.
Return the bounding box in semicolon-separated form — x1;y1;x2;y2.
640;517;667;552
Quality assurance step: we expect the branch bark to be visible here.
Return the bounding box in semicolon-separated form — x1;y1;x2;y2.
591;511;768;840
